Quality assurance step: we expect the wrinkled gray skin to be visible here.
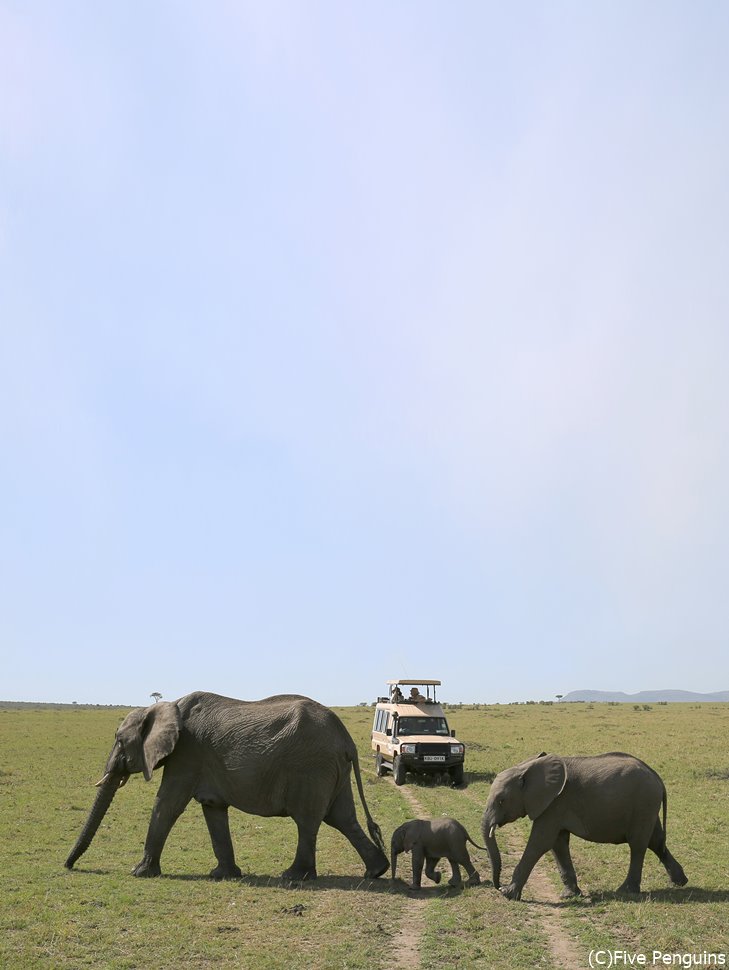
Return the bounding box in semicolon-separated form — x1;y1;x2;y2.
481;752;688;900
65;692;388;881
391;818;485;889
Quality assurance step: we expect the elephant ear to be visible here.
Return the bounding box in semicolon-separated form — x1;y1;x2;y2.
402;827;418;853
521;755;567;820
141;702;181;781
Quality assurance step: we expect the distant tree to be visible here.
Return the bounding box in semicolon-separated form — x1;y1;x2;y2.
150;692;162;704
556;694;563;701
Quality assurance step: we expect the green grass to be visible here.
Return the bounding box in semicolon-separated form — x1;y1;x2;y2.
1;701;728;967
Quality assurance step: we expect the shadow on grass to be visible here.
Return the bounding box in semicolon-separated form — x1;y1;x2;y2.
522;886;729;907
66;866;493;897
162;872;443;894
402;770;496;789
587;886;729;905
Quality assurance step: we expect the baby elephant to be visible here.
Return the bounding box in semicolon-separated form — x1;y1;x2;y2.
391;818;486;889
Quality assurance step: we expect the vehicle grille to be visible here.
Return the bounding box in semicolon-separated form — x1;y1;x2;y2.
416;743;451;756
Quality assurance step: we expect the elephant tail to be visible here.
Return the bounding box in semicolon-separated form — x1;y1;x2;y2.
350;749;386;854
662;785;668;848
466;834;490;852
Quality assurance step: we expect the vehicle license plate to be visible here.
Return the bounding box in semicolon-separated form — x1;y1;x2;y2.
424;755;445;762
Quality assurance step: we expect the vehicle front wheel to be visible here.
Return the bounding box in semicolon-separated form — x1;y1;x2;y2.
449;764;464;786
375;753;387;777
393;755;407;786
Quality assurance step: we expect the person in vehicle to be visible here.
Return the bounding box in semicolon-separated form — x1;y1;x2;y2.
409;687;426;702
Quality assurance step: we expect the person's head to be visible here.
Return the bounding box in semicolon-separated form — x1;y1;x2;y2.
410;688;418;696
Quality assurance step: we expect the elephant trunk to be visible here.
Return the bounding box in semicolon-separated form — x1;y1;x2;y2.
482;816;502;889
65;772;126;869
391;848;399;881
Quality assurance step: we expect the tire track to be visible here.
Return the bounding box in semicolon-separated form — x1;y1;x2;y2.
387;781;431;970
388;776;584;969
458;784;584;970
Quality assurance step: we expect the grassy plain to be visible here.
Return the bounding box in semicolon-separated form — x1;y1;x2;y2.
0;700;727;968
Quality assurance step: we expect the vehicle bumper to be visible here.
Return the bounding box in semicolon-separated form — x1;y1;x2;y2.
398;755;464;771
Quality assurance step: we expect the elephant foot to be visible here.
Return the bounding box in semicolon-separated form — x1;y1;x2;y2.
282;865;317;882
427;871;442;884
466;871;481;886
560;886;582;899
210;864;242;881
132;856;161;878
365;859;389;879
500;882;522;901
670;869;688;887
447;877;463;888
617;880;641;894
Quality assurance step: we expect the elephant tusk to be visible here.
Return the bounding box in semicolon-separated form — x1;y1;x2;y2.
489;825;496;840
95;772;129;789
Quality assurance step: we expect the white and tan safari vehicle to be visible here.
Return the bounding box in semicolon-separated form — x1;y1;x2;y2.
371;679;465;786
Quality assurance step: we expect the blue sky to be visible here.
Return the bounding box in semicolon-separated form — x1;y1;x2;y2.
2;2;728;706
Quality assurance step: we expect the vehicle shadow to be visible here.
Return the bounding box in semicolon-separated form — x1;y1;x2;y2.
464;770;497;784
404;769;496;788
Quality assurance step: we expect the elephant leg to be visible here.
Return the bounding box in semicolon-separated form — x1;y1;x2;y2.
132;775;192;877
323;784;388;878
551;830;582;897
424;855;442;884
447;858;463;888
617;842;647;893
201;803;242;880
501;825;554;901
459;849;481;886
282;818;320;881
648;819;688;887
411;845;425;889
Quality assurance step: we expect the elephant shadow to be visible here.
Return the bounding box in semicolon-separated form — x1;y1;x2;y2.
161;872;403;893
523;886;729;908
389;877;488;898
65;866;398;892
588;886;729;905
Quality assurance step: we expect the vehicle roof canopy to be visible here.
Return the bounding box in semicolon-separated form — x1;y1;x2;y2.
386;679;441;686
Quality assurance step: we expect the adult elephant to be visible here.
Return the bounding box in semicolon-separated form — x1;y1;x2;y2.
481;752;687;899
65;692;388;881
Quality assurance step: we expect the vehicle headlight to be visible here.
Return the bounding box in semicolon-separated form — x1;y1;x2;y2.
400;744;417;754
450;745;464;755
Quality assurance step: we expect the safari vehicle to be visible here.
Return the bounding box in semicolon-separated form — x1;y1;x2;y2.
371;679;465;786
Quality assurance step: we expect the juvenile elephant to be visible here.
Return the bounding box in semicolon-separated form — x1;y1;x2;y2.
391;817;485;889
481;752;688;899
65;691;388;881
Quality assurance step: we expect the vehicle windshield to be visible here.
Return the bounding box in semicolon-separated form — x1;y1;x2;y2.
396;716;450;737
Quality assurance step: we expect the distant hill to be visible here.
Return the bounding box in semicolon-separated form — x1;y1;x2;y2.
560;689;729;703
